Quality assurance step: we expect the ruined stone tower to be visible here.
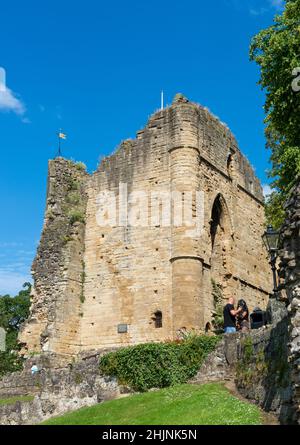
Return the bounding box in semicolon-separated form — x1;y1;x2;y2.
19;94;272;357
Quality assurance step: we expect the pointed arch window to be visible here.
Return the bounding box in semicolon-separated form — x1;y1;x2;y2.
210;195;223;249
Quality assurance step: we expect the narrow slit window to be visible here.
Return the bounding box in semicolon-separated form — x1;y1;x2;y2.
153;311;162;328
227;153;233;178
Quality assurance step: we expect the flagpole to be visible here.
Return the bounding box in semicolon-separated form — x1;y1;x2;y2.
56;130;66;158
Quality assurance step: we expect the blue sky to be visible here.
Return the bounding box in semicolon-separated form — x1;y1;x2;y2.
0;0;284;295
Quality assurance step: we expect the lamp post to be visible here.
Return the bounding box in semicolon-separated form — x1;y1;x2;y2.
262;225;280;294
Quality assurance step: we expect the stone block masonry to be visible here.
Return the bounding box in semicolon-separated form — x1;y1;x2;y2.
19;159;88;356
192;320;293;424
19;94;273;356
191;180;300;425
278;179;300;423
0;353;119;425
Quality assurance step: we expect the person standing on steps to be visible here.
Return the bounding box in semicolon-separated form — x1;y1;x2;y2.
223;297;242;333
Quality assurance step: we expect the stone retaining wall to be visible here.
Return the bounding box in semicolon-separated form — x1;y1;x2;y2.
234;316;293;424
0;319;296;425
278;179;300;423
192;301;294;425
0;352;119;425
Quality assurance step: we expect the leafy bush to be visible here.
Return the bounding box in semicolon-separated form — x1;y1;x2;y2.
74;161;87;172
0;283;31;377
46;209;55;220
0;351;24;376
61;234;73;245
68;209;85;224
66;178;79;191
99;335;220;392
66;191;80;206
67;159;87;172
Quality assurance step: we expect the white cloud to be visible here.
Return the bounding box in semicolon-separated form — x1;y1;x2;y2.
0;269;31;296
21;116;31;124
0;242;24;248
226;0;285;16
0;86;26;115
262;184;272;198
249;1;284;16
269;0;284;10
16;250;35;256
250;7;268;16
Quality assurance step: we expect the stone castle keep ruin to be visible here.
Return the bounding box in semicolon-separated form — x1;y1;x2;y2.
19;94;273;356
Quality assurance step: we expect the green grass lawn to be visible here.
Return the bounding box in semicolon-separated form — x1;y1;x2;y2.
0;395;34;406
42;383;263;425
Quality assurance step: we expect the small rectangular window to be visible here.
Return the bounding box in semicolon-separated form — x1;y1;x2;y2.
153;311;162;329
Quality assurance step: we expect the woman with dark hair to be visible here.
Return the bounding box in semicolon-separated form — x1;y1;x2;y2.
237;299;250;332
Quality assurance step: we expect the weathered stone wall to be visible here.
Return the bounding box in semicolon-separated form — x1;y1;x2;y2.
19;159;88;356
81;96;272;350
0;353;119;425
278;179;300;423
234;317;293;424
192;179;300;425
190;338;233;384
192;316;293;424
19;95;272;355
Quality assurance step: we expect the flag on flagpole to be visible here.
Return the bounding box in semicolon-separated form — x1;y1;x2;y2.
56;130;67;157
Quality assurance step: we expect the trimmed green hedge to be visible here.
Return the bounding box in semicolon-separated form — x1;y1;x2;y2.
99;335;220;392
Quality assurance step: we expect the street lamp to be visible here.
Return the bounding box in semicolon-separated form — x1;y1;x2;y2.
262;225;280;293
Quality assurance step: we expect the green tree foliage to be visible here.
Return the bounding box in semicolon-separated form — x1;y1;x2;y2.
250;0;300;229
264;191;286;230
99;335;220;392
0;283;31;377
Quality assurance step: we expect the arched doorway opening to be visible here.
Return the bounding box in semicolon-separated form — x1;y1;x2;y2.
210;194;233;297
